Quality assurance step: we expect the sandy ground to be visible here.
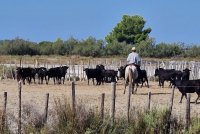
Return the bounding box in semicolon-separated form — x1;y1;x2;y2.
0;78;200;125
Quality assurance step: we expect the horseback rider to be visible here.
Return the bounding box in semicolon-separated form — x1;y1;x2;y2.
126;47;141;82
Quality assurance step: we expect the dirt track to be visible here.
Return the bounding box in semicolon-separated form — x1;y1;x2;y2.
0;79;200;122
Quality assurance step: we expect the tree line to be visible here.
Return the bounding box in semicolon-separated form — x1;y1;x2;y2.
1;15;200;58
0;37;200;58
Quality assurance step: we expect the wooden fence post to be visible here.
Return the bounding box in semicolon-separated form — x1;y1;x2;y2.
88;60;90;68
72;82;76;115
165;86;175;134
111;82;116;126
80;62;82;81
43;93;49;124
100;93;105;121
18;81;22;134
82;61;85;81
186;93;191;130
77;65;80;81
19;58;22;67
147;92;151;110
169;87;175;114
73;65;76;82
10;67;14;80
68;61;71;81
1;92;7;131
2;65;5;78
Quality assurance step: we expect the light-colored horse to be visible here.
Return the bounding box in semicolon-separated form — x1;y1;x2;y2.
124;65;138;94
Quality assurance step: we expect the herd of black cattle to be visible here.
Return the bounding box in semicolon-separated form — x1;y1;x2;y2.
14;64;149;87
13;64;200;103
15;66;69;85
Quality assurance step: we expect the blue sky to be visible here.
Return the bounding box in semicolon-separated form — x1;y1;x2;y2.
1;0;200;44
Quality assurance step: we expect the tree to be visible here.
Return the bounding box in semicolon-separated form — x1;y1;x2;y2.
154;43;183;58
105;15;151;44
136;38;155;57
72;37;104;57
38;41;54;55
64;37;79;55
184;45;200;57
104;41;132;56
53;38;66;55
0;38;38;55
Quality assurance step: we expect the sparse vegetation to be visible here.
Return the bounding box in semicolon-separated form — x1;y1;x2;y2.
0;110;12;134
2;98;200;134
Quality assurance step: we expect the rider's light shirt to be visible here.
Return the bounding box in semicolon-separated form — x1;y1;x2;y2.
127;52;141;66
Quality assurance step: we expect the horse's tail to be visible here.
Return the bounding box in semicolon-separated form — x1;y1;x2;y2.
128;68;133;85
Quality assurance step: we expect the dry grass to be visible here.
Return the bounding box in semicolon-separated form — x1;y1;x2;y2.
0;55;124;65
0;55;199;65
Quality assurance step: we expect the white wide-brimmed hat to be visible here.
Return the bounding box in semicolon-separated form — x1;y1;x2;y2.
131;47;136;51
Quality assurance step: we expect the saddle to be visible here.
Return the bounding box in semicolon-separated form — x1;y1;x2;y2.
123;63;139;70
128;63;139;67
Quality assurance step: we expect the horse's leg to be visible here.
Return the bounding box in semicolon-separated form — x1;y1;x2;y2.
132;82;136;94
124;81;126;94
135;82;138;93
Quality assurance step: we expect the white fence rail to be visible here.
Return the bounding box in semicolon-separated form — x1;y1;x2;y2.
1;60;200;80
